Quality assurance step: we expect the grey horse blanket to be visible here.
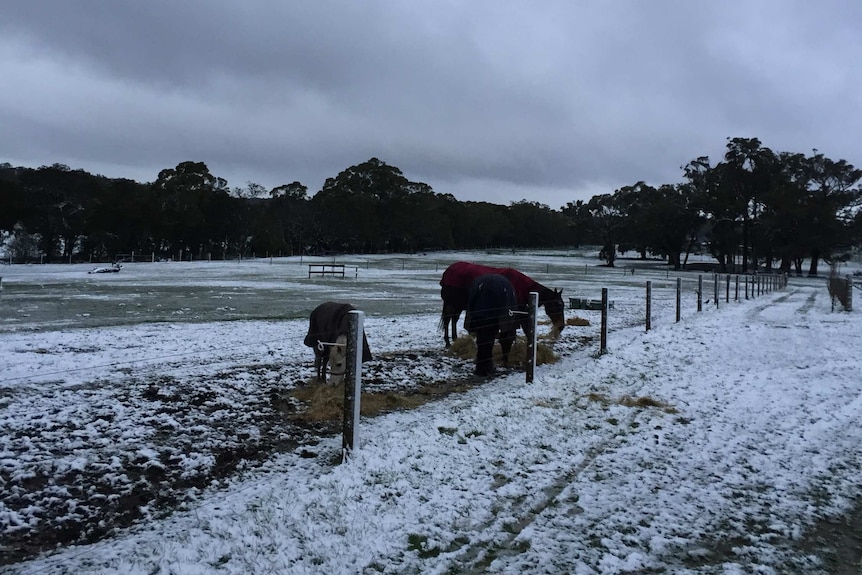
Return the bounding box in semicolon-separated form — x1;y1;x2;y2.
303;302;372;362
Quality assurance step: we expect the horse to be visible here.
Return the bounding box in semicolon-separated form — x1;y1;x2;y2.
464;274;520;376
303;302;372;385
439;261;565;347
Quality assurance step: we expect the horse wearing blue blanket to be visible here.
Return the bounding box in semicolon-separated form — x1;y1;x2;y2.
464;274;520;376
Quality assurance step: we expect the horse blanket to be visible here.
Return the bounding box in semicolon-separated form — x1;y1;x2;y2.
464;274;520;335
303;302;372;362
441;261;537;305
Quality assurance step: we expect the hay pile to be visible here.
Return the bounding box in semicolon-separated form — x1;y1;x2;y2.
289;383;430;422
447;335;558;366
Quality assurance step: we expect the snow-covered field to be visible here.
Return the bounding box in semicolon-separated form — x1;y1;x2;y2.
1;251;860;574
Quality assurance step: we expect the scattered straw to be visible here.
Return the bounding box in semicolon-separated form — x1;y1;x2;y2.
289;383;437;422
619;394;678;414
446;335;558;365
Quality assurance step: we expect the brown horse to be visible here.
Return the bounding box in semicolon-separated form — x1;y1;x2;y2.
439;261;565;347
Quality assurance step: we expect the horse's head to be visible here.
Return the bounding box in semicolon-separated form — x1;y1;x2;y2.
544;288;566;336
328;334;348;385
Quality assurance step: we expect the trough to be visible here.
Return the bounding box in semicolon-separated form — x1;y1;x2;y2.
569;297;614;311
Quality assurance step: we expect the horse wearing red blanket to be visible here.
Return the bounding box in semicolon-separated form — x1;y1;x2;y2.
439;261;565;347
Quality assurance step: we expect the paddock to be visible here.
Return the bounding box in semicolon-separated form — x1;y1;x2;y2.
1;249;858;569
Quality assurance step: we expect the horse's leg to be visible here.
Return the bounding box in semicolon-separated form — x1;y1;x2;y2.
519;316;533;343
452;308;462;343
475;328;495;376
441;304;452;348
499;329;516;366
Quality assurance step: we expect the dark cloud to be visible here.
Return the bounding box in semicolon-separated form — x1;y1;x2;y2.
1;1;860;209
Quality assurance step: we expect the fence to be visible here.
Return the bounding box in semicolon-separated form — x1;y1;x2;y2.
308;264;347;278
593;272;789;354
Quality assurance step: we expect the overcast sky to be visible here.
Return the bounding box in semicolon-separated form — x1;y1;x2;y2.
1;1;860;209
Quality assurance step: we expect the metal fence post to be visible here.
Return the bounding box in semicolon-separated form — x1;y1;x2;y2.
714;273;719;309
676;277;681;322
526;292;539;383
342;310;364;459
645;281;652;332
600;288;608;354
697;275;703;312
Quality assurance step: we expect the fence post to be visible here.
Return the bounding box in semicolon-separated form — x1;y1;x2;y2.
714;273;719;309
725;275;730;303
676;277;681;322
735;275;739;301
745;275;749;299
526;292;539;383
645;281;652;332
600;288;608;355
846;275;853;312
697;275;703;312
342;310;365;459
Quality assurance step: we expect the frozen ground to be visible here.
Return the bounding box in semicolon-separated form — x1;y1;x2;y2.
1;251;860;574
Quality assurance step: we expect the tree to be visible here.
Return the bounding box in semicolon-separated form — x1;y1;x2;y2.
151;161;231;258
641;184;702;270
508;200;572;248
232;181;268;199
561;200;595;247
719;137;777;271
799;151;861;275
269;181;311;255
585;193;625;266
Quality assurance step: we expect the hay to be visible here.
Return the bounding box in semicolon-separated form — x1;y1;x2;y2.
447;336;477;360
446;335;558;365
289;382;433;422
619;394;678;414
567;316;591;327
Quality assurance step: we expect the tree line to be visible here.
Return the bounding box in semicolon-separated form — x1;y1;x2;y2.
1;137;860;274
565;137;861;275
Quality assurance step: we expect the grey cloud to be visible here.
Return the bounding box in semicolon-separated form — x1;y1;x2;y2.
1;0;860;209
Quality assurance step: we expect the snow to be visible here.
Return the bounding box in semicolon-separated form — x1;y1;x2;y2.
1;252;860;574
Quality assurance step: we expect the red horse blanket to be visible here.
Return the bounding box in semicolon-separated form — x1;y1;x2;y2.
440;261;537;304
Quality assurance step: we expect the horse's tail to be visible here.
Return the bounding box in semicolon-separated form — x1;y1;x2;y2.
438;302;449;333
